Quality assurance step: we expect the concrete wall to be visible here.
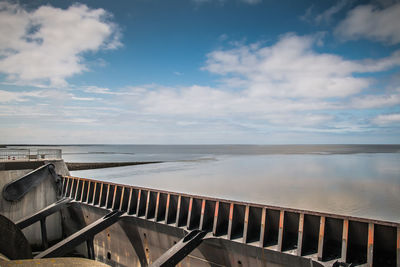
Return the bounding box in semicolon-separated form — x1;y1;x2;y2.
63;204;323;267
0;160;69;248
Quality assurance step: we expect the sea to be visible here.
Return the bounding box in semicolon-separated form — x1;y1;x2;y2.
7;144;400;222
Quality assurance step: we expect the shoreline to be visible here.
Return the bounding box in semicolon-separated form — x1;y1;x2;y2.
66;161;163;171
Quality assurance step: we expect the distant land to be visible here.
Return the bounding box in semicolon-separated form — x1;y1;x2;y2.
3;144;400;155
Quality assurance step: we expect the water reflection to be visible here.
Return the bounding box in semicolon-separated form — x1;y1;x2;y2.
71;153;400;222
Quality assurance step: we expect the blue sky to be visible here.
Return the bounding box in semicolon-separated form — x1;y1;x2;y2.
0;0;400;144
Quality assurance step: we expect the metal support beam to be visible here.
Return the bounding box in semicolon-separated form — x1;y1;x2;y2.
16;198;72;229
150;230;207;267
40;218;48;249
35;210;124;259
367;223;374;267
3;163;61;201
277;210;285;252
86;237;95;260
341;219;349;263
297;213;304;256
317;216;325;261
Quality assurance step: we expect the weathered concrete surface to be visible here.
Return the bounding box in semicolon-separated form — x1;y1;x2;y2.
0;160;69;248
63;204;323;267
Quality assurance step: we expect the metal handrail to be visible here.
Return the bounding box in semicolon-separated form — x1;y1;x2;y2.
0;148;62;161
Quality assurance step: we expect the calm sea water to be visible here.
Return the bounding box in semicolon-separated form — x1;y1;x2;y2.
9;145;400;222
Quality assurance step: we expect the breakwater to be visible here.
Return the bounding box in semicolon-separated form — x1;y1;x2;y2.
66;161;163;171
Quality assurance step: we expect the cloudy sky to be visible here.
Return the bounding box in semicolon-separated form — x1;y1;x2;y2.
0;0;399;144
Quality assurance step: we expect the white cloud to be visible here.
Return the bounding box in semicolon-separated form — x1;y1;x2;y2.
315;0;350;24
0;89;73;102
0;90;39;102
71;96;101;101
96;34;399;130
0;2;121;87
2;30;400;142
240;0;262;5
335;3;400;44
372;113;400;125
203;34;400;99
191;0;261;5
351;93;400;108
83;86;115;94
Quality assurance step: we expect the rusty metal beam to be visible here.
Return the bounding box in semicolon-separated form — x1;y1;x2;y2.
150;230;206;267
16;198;72;229
35;210;124;259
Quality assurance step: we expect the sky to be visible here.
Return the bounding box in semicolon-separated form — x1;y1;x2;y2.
0;0;400;144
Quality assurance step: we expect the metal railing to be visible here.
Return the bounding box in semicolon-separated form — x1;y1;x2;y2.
61;175;400;267
0;149;30;161
37;149;62;160
0;149;62;161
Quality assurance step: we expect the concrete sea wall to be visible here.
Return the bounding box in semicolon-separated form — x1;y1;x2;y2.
0;160;69;248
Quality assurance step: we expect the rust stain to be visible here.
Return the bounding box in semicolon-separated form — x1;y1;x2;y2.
177;196;181;210
214;202;219;218
142;232;151;265
166;194;170;208
368;224;374;246
201;200;205;215
319;217;325;241
188;198;193;212
92;182;97;203
156;192;160;205
342;220;349;241
279;211;284;229
119;187;125;210
229;203;234;220
397;227;400;248
244;206;249;224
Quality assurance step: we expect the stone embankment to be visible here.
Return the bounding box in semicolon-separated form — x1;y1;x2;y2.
66;161;163;171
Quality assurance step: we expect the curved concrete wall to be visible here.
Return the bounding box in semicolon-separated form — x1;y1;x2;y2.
0;160;69;248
